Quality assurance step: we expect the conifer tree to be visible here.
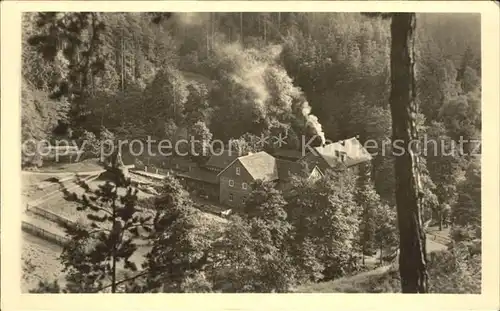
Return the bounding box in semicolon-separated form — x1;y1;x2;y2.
44;156;153;293
28;12;107;132
140;173;211;292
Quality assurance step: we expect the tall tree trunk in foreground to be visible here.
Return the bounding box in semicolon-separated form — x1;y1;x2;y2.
390;13;428;293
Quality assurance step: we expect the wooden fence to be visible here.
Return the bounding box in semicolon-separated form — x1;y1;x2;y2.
21;221;69;247
26;203;76;229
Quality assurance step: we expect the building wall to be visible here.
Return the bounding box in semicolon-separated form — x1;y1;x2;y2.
219;160;253;208
349;165;360;175
181;178;219;201
301;153;331;173
308;167;323;182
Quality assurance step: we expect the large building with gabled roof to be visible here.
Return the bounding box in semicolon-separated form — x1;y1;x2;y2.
173;136;371;208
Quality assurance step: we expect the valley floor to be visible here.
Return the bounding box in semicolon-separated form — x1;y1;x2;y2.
20;164;227;292
20;162;452;293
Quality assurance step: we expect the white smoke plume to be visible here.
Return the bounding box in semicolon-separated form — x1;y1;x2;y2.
301;101;326;145
172;14;327;142
174;12;207;26
213;43;280;115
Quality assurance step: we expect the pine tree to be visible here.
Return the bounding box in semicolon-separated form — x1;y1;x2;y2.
28;13;107;131
355;182;381;263
452;159;481;233
213;181;296;292
373;204;399;264
55;161;154;293
287;166;361;280
140;173;211;292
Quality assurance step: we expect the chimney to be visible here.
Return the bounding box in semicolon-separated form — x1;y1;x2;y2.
340;140;345;146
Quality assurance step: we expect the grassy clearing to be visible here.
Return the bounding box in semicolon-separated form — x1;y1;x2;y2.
21;173;67;202
21;194;227;293
23;212;68;237
22;231;152;293
27;180;156;225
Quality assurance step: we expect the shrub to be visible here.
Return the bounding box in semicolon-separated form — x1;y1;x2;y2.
296;242;481;294
80;130;100;158
428;242;481;293
22;146;43;168
450;225;480;243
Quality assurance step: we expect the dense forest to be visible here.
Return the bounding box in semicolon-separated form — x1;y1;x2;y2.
22;12;481;293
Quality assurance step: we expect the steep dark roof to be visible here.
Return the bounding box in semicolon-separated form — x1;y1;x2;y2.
237;151;279;181
273;149;304;161
277;159;307;179
205;149;241;170
277;159;325;180
176;167;219;184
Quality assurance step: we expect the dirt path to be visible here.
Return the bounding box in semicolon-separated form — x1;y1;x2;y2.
296;234;450;293
22;232;65;292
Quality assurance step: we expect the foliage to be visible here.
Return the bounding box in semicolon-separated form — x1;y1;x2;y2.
47;166;152;293
355;182;380;256
424;121;465;228
27;12;107;129
355;181;398;263
184;82;211;125
21;81;70;142
140;173;214;292
452;159;481;231
143;66;189;137
427;242;481;293
450;226;480;244
287;166;361;281
23;12;482;294
439;90;481;148
188;121;213;161
297;243;480;294
24;12;480;143
212;182;295;292
79;130;101;158
228;134;262;155
372;204;399;257
29;280;62;293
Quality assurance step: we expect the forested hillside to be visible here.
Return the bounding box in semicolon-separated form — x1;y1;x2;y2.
22;12;480;202
21;12;482;293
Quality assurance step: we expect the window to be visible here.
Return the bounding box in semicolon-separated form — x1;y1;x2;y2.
229;179;234;187
335;150;340;157
242;182;248;190
341;154;346;162
229;193;234;201
236;167;240;175
242;196;247;203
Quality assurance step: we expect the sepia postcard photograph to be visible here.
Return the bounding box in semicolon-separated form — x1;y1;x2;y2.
1;1;499;311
